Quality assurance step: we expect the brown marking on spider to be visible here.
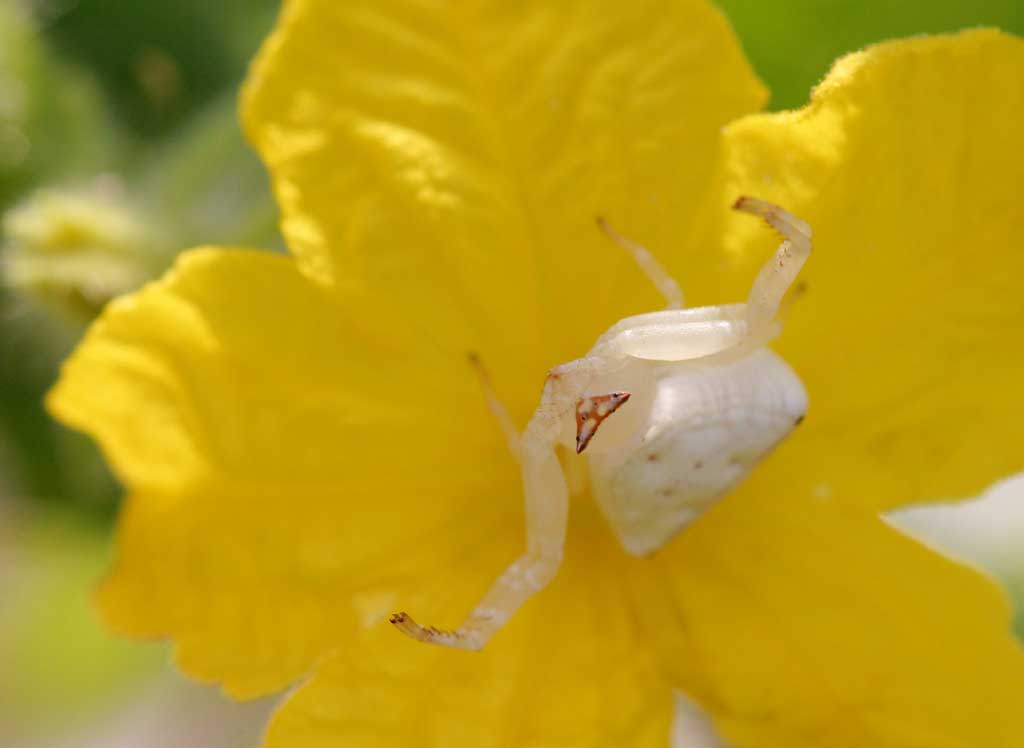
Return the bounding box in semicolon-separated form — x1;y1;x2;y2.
575;392;631;453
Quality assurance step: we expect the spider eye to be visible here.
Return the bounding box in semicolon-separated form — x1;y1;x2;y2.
575;392;631;453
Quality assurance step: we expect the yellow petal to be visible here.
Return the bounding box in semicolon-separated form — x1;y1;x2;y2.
266;511;672;748
722;29;1024;510
48;248;522;697
242;0;767;398
636;493;1024;748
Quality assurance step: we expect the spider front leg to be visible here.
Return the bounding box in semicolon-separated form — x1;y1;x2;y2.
391;359;601;650
732;196;812;339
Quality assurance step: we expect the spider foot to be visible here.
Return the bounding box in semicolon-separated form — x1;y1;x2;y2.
732;196;811;240
389;612;482;651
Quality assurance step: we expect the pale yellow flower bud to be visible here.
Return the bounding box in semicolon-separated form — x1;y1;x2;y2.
2;177;164;320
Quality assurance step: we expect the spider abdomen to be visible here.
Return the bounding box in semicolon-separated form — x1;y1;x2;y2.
588;349;807;556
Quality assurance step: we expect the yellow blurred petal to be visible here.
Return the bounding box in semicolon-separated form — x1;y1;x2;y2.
48;248;521;696
243;0;766;405
266;513;671;748
637;494;1024;748
722;29;1024;510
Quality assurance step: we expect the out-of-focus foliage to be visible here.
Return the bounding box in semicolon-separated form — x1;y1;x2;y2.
40;0;280;136
141;94;280;251
717;0;1024;109
0;2;112;211
0;507;159;740
1;3;116;513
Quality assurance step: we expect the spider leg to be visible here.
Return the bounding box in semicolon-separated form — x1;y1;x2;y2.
732;197;812;339
597;217;684;309
468;352;520;461
391;360;599;650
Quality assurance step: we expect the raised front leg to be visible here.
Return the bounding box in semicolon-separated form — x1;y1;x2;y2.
733;196;812;339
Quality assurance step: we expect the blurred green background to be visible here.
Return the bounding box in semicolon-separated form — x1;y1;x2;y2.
1;1;1022;746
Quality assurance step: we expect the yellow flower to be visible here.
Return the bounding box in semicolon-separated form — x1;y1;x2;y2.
49;2;1024;746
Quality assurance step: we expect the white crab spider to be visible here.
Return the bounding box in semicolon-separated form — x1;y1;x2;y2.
391;197;811;651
